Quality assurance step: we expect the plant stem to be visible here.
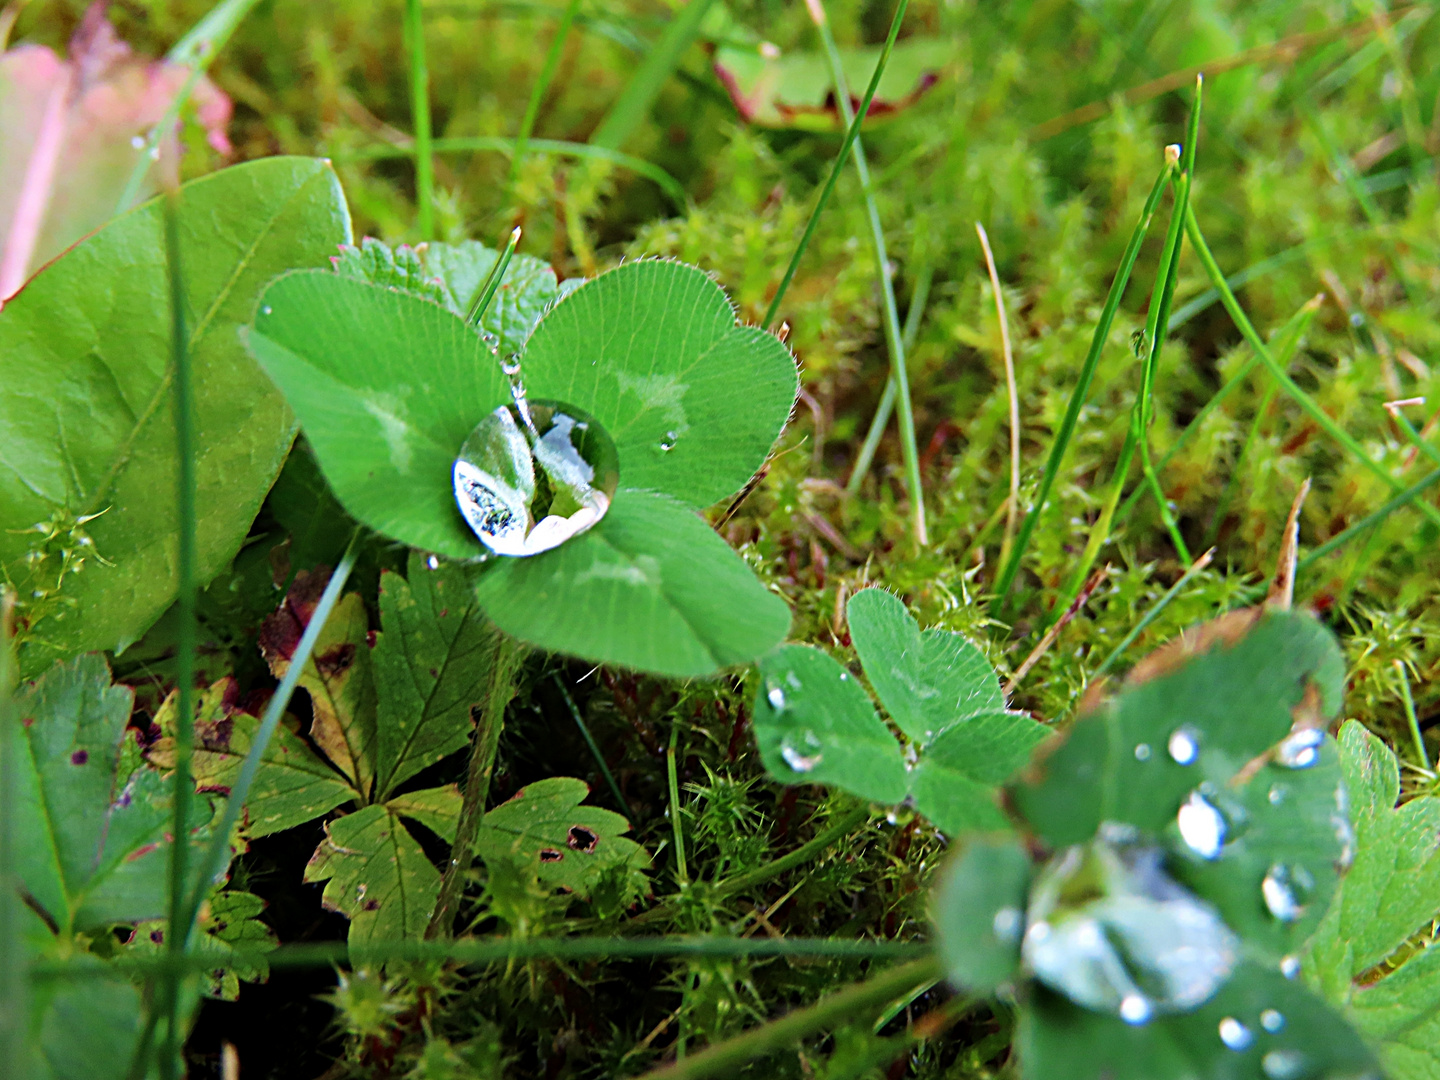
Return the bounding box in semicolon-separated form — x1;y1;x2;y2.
809;0;926;545
0;590;21;1075
990;160;1172;615
1395;660;1429;771
1185;206;1440;528
159;187;196;1080
976;223;1021;567
554;675;631;822
667;719;688;884
511;0;582;192
636;956;942;1080
1092;548;1215;679
761;0;911;332
404;0;436;238
427;630;526;939
467;227;522;325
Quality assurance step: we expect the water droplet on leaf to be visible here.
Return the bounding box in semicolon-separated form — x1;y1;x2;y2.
1275;728;1324;769
1119;994;1153;1026
1279;955;1300;979
131;134;146;149
767;685;787;710
992;906;1023;943
657;431;679;453
453;400;618;557
1269;783;1288;805
1261;1009;1285;1033
1168;726;1200;765
1262;864;1312;922
780;730;823;773
425;555;439;570
1219;1017;1254;1051
1134;743;1152;761
1178;791;1226;859
1261;1049;1307;1080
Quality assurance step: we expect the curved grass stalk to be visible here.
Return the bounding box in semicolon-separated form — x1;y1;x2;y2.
808;0;926;544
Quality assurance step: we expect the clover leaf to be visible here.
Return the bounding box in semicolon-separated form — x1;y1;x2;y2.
752;587;1049;832
932;609;1380;1080
245;248;796;677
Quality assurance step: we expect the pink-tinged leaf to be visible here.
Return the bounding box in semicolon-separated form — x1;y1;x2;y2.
0;2;232;300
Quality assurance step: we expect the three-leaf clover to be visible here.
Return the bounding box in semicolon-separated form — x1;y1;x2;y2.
932;609;1380;1080
751;587;1050;832
243;242;798;678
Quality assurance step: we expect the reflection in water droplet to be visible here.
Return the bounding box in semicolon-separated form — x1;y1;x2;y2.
453;400;619;557
780;729;823;772
1262;864;1311;922
1134;743;1152;761
658;431;679;452
1276;728;1324;769
1280;955;1301;979
1168;726;1200;765
501;357;521;376
1269;783;1288;806
1119;994;1153;1026
1219;1017;1254;1051
425;555;439;570
1261;1009;1285;1033
767;685;787;710
1178;791;1226;859
992;906;1023;943
1261;1049;1307;1080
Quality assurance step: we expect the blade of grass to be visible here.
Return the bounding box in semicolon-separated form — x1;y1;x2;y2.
1184;206;1440;529
1395;659;1430;771
158;186;196;1080
989;160;1173;614
466;226;522;325
0;590;20;1075
808;0;926;544
1091;548;1215;680
761;0;910;333
589;0;716;151
510;0;582;192
554;675;631;822
404;0;435;238
342;136;688;207
637;956;942;1080
115;0;266;214
976;223;1021;568
1295;466;1440;573
667;719;688;884
1387;401;1440;469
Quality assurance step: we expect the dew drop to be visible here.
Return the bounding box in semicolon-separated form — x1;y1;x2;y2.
453;400;618;557
1219;1017;1254;1051
1026;920;1051;944
657;431;679;453
1260;1009;1285;1033
1262;864;1311;922
1279;955;1301;979
780;741;822;773
1276;728;1324;769
767;685;786;710
839;671;849;681
501;356;521;376
1134;743;1152;761
1168;726;1200;765
1178;790;1226;859
425;555;439;570
1268;783;1288;806
148;145;161;160
261;305;272;316
992;906;1023;943
131;134;146;149
1261;1049;1307;1080
1119;994;1153;1026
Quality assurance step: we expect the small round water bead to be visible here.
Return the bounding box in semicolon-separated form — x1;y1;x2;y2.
453;400;619;557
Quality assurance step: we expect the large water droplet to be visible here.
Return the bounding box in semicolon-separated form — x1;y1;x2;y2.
1119;994;1153;1026
1219;1017;1254;1051
1262;864;1312;922
1178;791;1226;860
1168;726;1200;765
1260;1008;1286;1033
1275;728;1324;769
1261;1049;1307;1080
453;400;619;557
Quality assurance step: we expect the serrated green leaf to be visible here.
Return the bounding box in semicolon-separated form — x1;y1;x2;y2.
934;836;1032;993
333;237;453;309
245;272;513;559
146;677;355;839
752;643;908;804
475;491;790;677
261;584;378;795
1350;941;1440;1079
1020;961;1378;1080
304;804;439;944
33;972;145;1080
419;240;559;354
846;587;1004;744
9;654;200;934
1;157;350;676
128;890;277;1001
910;712;1051;833
372;553;494;799
518;260;797;509
475;777;649;900
386;783;463;844
1011;610;1346;848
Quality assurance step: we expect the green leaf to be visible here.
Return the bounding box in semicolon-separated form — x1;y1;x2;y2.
474;777;650;900
0;157;350;676
261;582;378;796
304;803;440;944
127;890;278;1001
246;272;512;559
475;491;791;677
32;972;145;1080
909;712;1051;834
519;260;797;510
713;37;950;131
9;654;199;935
385;783;463;844
146;676;355;839
846;587;1005;743
933;835;1032;994
1020;962;1378;1080
372;553;493;799
1350;941;1440;1080
1011;610;1346;848
752;643;908;804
